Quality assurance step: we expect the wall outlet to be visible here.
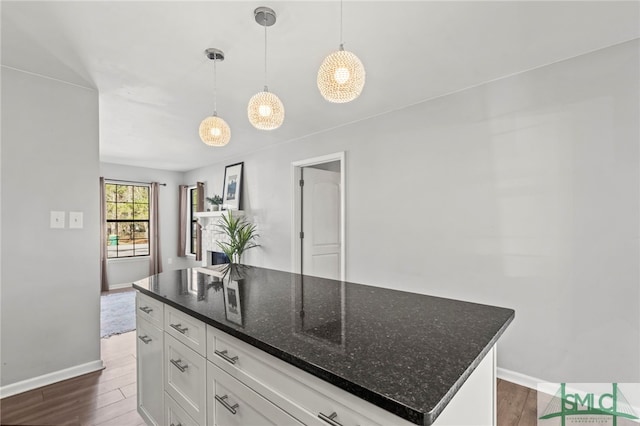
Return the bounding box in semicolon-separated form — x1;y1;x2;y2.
69;211;83;229
167;258;173;265
50;211;65;229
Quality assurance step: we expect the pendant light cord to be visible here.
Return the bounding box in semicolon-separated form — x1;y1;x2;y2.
264;15;268;91
340;0;344;47
213;57;218;115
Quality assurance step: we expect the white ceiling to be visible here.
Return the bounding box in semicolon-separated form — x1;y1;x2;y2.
2;1;638;172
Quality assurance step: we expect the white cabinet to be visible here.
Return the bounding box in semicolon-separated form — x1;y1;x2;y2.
137;291;164;328
137;291;497;426
165;305;207;356
165;392;199;426
207;325;385;426
207;361;303;426
164;334;207;426
136;306;164;426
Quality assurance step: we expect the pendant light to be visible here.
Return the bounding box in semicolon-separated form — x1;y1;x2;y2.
317;0;365;103
247;7;285;130
199;48;231;146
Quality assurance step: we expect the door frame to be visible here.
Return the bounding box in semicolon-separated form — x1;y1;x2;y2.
291;151;346;281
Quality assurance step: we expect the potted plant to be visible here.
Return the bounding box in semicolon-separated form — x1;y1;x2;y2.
206;194;223;211
216;210;259;265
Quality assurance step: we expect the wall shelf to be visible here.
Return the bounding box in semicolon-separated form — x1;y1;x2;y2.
193;210;244;225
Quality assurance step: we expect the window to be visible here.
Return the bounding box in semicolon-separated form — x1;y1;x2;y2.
190;187;198;255
105;183;149;258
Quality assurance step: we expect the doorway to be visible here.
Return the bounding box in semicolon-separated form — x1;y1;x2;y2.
292;152;345;281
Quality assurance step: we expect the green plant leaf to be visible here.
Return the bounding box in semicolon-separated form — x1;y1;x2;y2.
216;210;259;264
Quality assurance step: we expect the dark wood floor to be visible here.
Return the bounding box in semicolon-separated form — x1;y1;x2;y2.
1;330;537;425
0;332;144;426
497;378;538;426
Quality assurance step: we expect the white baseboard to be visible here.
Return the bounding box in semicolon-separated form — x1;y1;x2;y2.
497;367;546;390
109;282;133;290
0;359;105;399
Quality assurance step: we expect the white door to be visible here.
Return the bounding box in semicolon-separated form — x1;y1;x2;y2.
301;167;341;280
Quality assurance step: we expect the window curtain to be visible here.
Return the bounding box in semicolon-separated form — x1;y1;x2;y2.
195;181;205;261
178;185;188;257
99;177;109;292
149;182;163;276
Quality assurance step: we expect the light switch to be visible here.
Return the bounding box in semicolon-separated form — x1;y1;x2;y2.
50;211;65;229
69;211;83;229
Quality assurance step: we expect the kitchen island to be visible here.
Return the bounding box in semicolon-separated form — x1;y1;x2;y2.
133;265;514;426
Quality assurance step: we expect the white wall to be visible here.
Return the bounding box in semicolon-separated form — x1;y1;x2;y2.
1;67;102;391
185;40;639;383
99;162;194;288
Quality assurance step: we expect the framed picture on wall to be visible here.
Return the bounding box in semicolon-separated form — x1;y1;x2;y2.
222;162;243;210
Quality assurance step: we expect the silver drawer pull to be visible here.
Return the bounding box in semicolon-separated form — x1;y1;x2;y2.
170;358;189;372
139;306;153;314
170;323;189;334
215;394;239;415
138;335;152;344
170;423;182;426
318;412;343;426
214;349;238;365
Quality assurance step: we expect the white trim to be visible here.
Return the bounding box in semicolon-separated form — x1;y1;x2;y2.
497;367;546;390
108;282;134;290
291;152;346;281
0;360;105;398
107;256;150;264
492;346;497;426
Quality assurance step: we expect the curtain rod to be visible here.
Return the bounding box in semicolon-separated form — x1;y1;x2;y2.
106;178;167;186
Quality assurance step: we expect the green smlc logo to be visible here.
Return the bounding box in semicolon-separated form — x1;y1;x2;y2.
540;383;639;425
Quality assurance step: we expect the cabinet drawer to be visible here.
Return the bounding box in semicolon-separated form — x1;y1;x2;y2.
165;392;200;426
206;326;384;426
136;292;164;328
164;334;206;426
207;361;303;426
165;305;206;356
136;316;164;426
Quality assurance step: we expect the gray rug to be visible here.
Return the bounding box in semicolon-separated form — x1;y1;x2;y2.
101;290;136;338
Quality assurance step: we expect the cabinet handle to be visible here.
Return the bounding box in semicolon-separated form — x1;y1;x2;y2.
170;424;182;426
318;412;344;426
214;349;238;365
170;323;189;334
215;394;239;415
170;358;189;372
138;335;152;344
139;306;153;314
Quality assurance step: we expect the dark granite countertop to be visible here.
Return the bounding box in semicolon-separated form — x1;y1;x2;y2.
133;265;514;425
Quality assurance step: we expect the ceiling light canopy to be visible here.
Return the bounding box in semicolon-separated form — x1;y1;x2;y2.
200;48;231;147
317;1;365;103
248;7;285;130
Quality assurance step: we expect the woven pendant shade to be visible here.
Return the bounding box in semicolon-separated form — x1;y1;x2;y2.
200;48;230;147
247;90;284;130
318;48;365;103
199;115;231;146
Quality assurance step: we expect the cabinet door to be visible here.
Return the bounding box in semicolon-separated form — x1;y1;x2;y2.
207;361;303;426
137;315;164;426
165;392;200;426
165;334;206;425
